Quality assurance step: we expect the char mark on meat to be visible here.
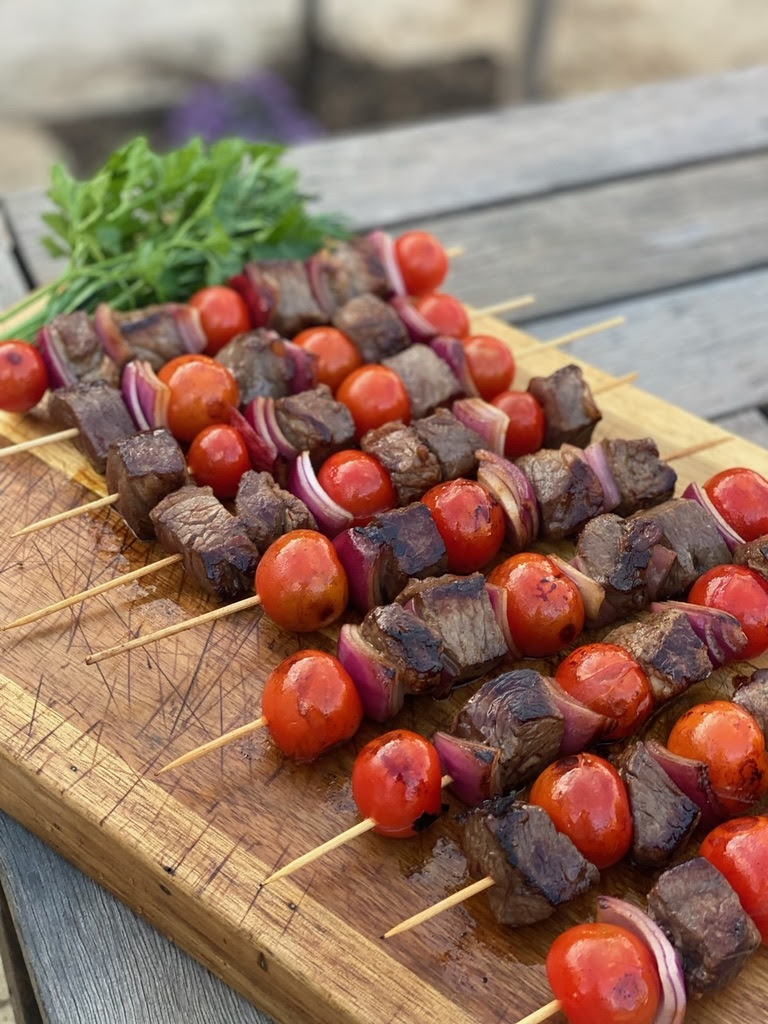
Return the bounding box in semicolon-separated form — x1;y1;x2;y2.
94;303;206;371
150;486;260;600
462;796;599;925
413;409;484;480
517;445;604;540
235;470;316;552
599;437;677;516
647;857;760;996
732;534;768;576
527;364;601;448
383;346;461;420
361;422;442;505
106;428;188;540
48;380;136;474
452;670;564;790
38;311;117;387
275;385;355;463
734;668;768;735
216;329;294;403
309;238;390;314
332;293;410;363
359;604;444;694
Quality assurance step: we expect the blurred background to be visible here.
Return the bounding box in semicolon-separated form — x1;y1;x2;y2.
1;0;766;189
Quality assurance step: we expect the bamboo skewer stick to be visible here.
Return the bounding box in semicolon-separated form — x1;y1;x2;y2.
444;245;464;259
11;493;118;538
594;371;638;393
514;998;562;1024
0;427;79;458
155;716;268;776
383;875;496;939
474;295;536;318
527;315;626;353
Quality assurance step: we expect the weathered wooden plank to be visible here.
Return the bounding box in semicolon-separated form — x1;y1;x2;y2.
0;869;43;1024
715;409;768;449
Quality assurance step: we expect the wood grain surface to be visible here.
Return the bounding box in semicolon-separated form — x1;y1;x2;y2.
0;315;766;1024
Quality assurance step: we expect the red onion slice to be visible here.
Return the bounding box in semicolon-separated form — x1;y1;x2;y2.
596;895;686;1024
433;731;503;806
646;739;728;828
485;583;521;658
228;406;277;474
548;554;606;625
121;363;151;430
36;324;73;388
583;440;621;513
332;528;386;612
476;449;540;548
430;336;479;397
544;676;614;754
651;600;747;667
171;304;208;353
389;295;437;343
93;303;135;368
132;360;170;429
337;624;404;721
453;399;509;455
289;451;353;537
683;482;744;551
367;230;407;297
228;265;276;328
284;340;318;394
645;545;679;602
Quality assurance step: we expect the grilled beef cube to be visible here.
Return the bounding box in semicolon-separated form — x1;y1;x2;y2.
527;364;601;448
360;604;444;695
235;470;316;551
37;311;117;387
275;385;355;463
150;486;260;600
93;303;206;371
732;534;768;575
462;796;599;926
630;499;731;598
332;293;410;363
48;380;136;474
383;346;461;420
599;438;677;516
397;573;507;688
734;668;768;735
604;608;712;703
105;429;188;541
255;260;328;337
309;237;389;314
361;422;442;505
617;741;700;868
647;858;760;996
517;445;604;540
216;329;293;403
452;671;564;791
413;409;484;480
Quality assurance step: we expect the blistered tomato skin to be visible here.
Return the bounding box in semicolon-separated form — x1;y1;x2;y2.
317;450;396;526
700;815;768;943
490;389;546;458
0;341;49;412
157;354;240;442
421;478;504;573
394;231;449;295
688;563;768;659
189;285;251;354
703;467;768;541
187;423;251;499
462;335;516;401
555;643;653;740
292;326;362;392
255;530;349;632
413;291;470;339
336;364;411;437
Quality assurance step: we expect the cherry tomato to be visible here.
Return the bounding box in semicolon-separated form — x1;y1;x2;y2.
394;230;449;295
317;450;396;526
490;389;546;458
667;700;768;816
555;643;654;741
421;478;504;573
351;729;444;838
530;753;633;868
413;291;470;339
261;650;363;762
700;815;768;943
547;922;661;1024
336;364;411;437
487;552;585;657
157;354;240;443
189;285;251;355
255;530;348;632
187;423;251;499
703;467;768;542
462;335;516;401
0;341;48;412
688;563;768;659
292;326;362;393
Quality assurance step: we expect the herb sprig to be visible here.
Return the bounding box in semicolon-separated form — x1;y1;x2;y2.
2;136;346;340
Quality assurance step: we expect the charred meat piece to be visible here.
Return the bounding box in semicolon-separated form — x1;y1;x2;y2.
235;470;316;551
48;380;136;474
383;346;461;420
359;603;444;695
361;422;442;505
93;303;206;371
452;670;564;791
617;741;701;868
599;438;677;516
517;445;605;540
397;573;508;688
734;668;768;735
216;329;293;403
105;429;188;540
237;260;327;337
604;608;713;703
150;486;260;600
413;408;484;480
732;534;768;575
332;293;410;363
527;364;601;448
37;311;117;387
647;857;760;996
275;385;355;464
462;796;599;926
308;237;390;314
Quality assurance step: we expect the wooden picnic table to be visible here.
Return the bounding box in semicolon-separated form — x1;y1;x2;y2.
0;64;767;1024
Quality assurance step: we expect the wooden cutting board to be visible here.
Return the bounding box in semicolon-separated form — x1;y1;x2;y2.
0;313;766;1024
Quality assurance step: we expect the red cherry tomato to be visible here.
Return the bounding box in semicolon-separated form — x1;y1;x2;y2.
351;729;444;838
421;478;504;573
688;563;768;659
462;335;516;401
394;230;449;295
157;354;240;443
490;389;546;458
261;650;363;762
700;815;768;943
667;700;768;815
413;291;470;339
555;643;654;741
336;364;411;437
487;552;585;657
0;341;48;412
530;753;633;869
187;423;251;499
292;326;362;393
703;467;768;542
255;530;348;632
189;285;252;355
317;449;396;526
547;922;661;1024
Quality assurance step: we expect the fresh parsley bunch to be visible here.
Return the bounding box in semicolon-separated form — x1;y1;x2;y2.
3;136;345;340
